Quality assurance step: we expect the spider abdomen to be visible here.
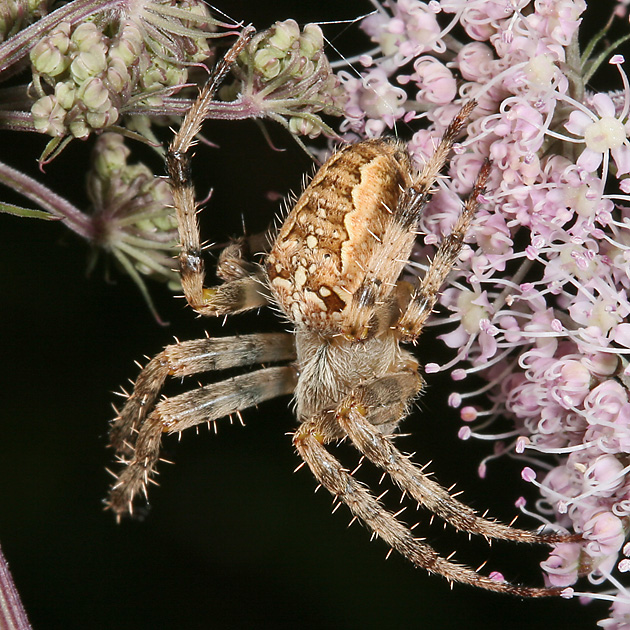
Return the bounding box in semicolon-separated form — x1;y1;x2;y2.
267;139;412;331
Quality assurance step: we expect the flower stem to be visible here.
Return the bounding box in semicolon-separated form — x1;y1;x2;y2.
0;544;32;630
0;159;93;239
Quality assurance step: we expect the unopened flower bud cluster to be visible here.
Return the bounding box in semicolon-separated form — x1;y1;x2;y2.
225;19;348;139
29;1;213;139
87;132;179;293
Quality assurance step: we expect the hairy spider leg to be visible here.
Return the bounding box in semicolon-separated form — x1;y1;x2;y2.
107;333;296;517
294;418;567;597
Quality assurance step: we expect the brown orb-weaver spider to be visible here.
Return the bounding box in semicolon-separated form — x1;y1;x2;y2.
106;28;574;596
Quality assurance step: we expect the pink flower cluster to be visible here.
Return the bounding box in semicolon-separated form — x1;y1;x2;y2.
338;0;630;624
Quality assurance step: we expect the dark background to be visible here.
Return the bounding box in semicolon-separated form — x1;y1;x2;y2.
1;1;625;628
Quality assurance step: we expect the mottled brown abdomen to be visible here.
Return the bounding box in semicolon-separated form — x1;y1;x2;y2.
267;139;412;331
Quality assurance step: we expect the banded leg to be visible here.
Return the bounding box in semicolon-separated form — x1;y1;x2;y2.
110;332;296;455
165;27;262;316
334;377;573;544
341;101;477;341
397;159;491;342
108;363;298;518
294;420;565;597
202;273;272;315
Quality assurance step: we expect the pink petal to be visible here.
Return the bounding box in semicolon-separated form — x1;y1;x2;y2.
577;147;604;172
612;144;630;176
565;109;593;135
591;93;616;118
614;323;630;347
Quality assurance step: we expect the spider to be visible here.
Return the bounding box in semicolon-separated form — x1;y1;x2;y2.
106;29;574;596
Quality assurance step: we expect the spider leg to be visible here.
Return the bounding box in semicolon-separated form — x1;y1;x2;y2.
340;102;477;341
108;332;295;517
108;362;297;518
216;233;269;282
334;377;574;544
294;420;566;597
110;332;295;454
202;272;272;315
397;159;491;342
165;27;264;316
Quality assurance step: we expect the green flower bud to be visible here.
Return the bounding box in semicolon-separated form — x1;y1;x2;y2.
86;106;118;130
31;44;65;76
92;133;130;177
110;23;143;66
294;57;315;80
299;24;324;60
48;22;71;55
253;47;282;80
71;22;102;53
70;47;107;83
30;36;70;76
68;117;89;139
268;19;300;53
140;57;166;91
54;81;76;110
162;63;187;89
31;95;67;136
105;57;131;94
144;94;165;108
78;77;110;111
288;115;321;138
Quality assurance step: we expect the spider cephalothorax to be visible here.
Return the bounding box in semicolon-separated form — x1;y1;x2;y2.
107;30;575;596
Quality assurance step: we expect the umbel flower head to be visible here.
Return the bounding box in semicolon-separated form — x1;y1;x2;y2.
28;0;217;141
86;132;179;319
221;19;348;144
336;0;630;625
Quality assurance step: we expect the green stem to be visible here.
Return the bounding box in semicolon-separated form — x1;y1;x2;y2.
583;32;630;85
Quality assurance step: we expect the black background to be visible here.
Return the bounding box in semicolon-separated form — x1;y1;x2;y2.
1;1;625;628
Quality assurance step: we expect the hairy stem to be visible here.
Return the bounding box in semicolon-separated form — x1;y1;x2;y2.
0;159;93;239
0;544;32;630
